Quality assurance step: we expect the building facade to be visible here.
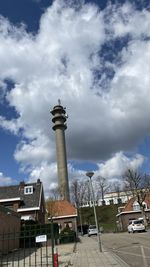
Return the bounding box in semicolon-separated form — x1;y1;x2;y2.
81;190;132;207
47;200;77;233
0;179;45;224
0;205;20;253
116;193;150;231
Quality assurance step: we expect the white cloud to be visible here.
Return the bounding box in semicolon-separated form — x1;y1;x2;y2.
14;135;54;166
27;162;58;198
96;152;144;179
0;172;15;185
27;162;85;198
0;0;150;195
107;2;150;38
0;116;20;135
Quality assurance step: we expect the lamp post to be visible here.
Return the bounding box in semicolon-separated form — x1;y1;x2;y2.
78;206;83;236
86;172;102;252
50;217;55;267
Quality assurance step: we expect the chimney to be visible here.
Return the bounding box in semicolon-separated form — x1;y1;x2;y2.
19;181;25;190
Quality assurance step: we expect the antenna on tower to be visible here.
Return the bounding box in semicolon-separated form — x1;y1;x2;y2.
58;99;61;105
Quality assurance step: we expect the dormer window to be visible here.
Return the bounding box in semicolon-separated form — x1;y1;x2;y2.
133;201;140;211
24;186;33;195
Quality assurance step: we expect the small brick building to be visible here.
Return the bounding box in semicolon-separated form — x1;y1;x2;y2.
0;205;21;253
117;193;150;231
47;200;77;233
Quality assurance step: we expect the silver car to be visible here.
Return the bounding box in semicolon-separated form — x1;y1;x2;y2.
127;219;145;233
88;225;98;237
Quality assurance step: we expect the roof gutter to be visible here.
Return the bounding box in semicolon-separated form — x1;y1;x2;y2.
48;214;77;220
17;207;40;212
116;210;142;217
0;198;21;202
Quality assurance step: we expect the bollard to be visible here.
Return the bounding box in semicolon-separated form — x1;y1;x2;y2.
54;247;59;267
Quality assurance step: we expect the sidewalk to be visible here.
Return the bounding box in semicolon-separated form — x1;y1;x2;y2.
58;235;129;267
57;242;76;267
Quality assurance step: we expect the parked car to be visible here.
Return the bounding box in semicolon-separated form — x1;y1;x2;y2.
127;219;146;233
88;225;98;237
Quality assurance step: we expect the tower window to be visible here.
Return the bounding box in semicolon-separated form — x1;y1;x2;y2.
24;186;33;195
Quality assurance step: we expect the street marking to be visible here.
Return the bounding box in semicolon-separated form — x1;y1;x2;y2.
110;252;130;267
141;246;148;267
112;249;150;259
141;245;150;250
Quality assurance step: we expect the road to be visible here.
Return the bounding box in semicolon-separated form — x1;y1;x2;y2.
100;231;150;267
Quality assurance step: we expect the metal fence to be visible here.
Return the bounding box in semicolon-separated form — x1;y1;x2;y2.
0;224;56;267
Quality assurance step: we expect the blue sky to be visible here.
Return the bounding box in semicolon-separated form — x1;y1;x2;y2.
0;0;150;197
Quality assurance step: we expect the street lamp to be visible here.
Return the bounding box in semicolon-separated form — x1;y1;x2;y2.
50;217;55;267
79;206;83;236
86;172;102;252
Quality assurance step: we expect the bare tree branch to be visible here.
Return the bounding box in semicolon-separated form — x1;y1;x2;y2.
122;169;150;225
96;176;109;205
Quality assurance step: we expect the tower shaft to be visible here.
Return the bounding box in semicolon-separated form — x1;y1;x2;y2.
55;128;70;200
51;103;70;201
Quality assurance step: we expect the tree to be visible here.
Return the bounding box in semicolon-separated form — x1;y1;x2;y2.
123;169;150;225
70;179;90;235
70;179;89;208
123;169;141;196
49;186;60;200
111;181;122;204
96;176;109;205
46;199;57;222
141;174;150;190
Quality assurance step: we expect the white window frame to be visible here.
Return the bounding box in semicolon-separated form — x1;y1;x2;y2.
24;186;33;195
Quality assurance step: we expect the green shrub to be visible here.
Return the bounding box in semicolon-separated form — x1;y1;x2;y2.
59;225;76;244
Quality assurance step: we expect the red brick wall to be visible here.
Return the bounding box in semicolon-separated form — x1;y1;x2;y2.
0;208;21;253
118;211;150;231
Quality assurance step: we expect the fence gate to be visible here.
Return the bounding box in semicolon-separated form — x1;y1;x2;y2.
0;224;56;267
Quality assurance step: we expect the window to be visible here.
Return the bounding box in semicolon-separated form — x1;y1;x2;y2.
133;201;140;211
109;199;114;205
117;198;122;204
24;186;33;195
64;221;72;229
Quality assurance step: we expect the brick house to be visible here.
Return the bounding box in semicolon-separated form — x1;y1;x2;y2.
47;200;77;233
0;179;45;224
116;193;150;231
0;205;20;253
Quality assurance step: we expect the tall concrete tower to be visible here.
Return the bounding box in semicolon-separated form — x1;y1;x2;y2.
51;100;70;201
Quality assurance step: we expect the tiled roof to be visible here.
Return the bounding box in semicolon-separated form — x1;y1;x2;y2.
0;180;42;209
123;197;136;212
47;200;77;218
144;193;150;209
123;193;150;212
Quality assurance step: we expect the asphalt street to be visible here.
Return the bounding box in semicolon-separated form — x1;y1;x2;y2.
100;230;150;267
